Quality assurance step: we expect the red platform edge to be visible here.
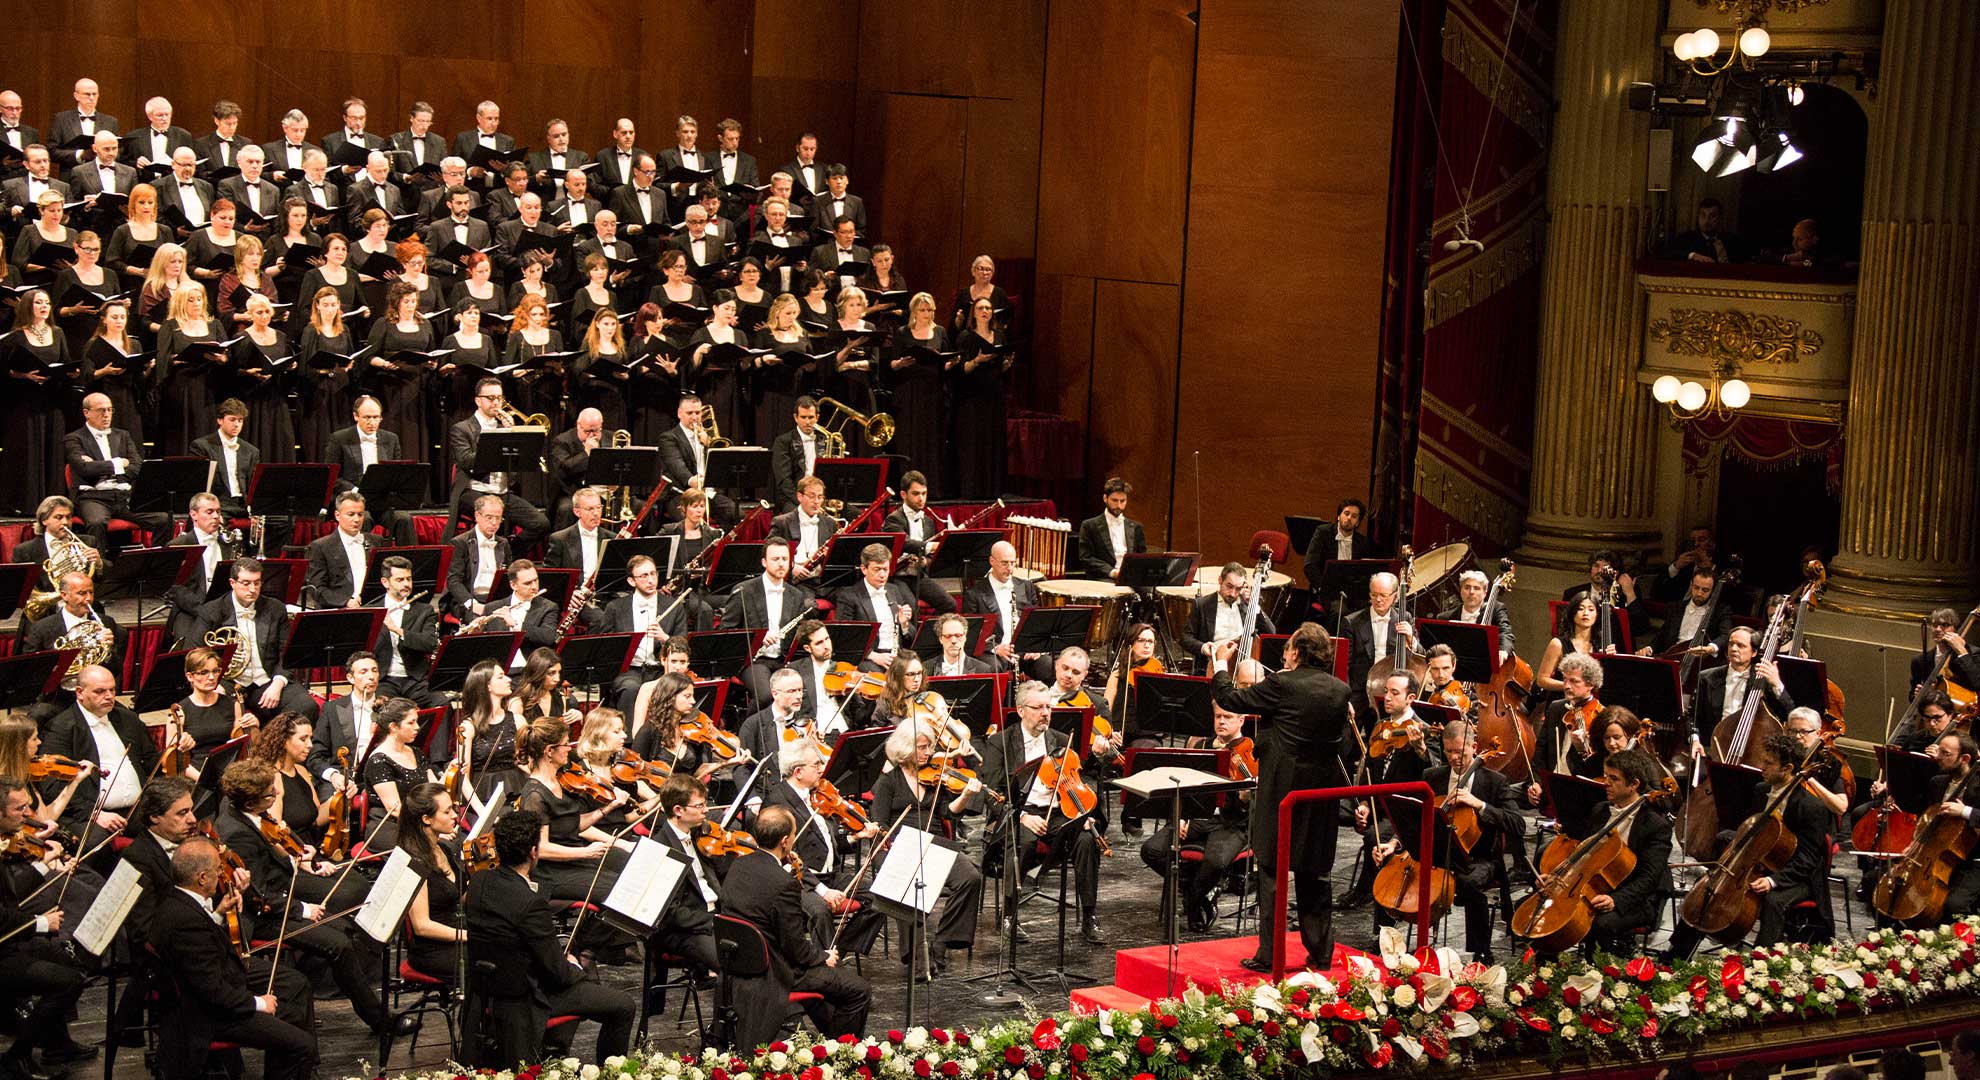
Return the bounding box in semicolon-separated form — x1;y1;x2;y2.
1072;935;1364;1012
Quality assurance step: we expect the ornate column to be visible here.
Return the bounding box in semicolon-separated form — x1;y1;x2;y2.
1517;0;1665;570
1825;0;1980;618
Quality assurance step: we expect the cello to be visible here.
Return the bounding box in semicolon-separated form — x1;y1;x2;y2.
1852;702;1919;859
1511;796;1649;953
1872;760;1980;926
1473;561;1537;783
1678;752;1825;945
1345;709;1453;921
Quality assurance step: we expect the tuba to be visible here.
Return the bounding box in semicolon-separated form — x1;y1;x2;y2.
53;618;112;677
203;626;253;681
815;396;895;458
698;405;732;449
24;527;98;623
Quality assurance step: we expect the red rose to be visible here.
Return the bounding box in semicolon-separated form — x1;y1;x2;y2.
1812;976;1827;991
1864;973;1879;989
1003;1046;1025;1066
1176;1050;1190;1064
1290;988;1310;1006
1159;1013;1178;1030
1261;1020;1281;1038
1382;1018;1401;1037
1908;969;1921;984
812;1046;829;1061
940;1064;959;1078
1134;1074;1158;1080
1439;1013;1455;1031
866;1046;882;1062
1531;979;1549;998
1070;1044;1088;1062
1563;987;1582;1007
1331;1025;1351;1044
912;1061;931;1079
1887;959;1903;973
771;1041;790;1054
1602;965;1620;978
932;1029;951;1045
888;1030;905;1043
713;1070;728;1080
1027;1064;1045;1079
1236;1007;1253;1026
1136;1036;1156;1056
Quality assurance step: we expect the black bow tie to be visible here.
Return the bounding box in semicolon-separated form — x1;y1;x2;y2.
180;181;194;188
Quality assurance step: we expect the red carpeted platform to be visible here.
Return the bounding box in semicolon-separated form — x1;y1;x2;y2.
1071;936;1363;1012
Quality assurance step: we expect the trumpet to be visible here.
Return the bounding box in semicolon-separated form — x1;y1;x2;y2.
698;405;731;449
815;396;894;459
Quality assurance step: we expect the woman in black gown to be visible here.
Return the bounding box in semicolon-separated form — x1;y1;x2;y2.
647;250;707;354
361;698;435;852
625;673;719;783
818;286;878;425
948;253;1011;333
449;252;507;349
153;285;224;456
732;257;771;335
10;191;77;287
752;293;810;439
136;241;191;339
106;184;167;299
626;302;682;445
857;244;910;331
175;645;254;765
184;200;241;303
81;300;149;452
52;229;114;377
364;279;436;472
685;288;746;443
265;197;321;308
292;232;364;341
395;783;469;982
249;711;331;849
572;306;630;430
951;295;1011;498
505;249;561;314
795;267;835;335
2;289;75;513
888;292;948;490
457;659;524;809
229;293;298;461
570;254;616;332
514;716;631;903
503;293;566;426
295;286;356;462
215;231;272;331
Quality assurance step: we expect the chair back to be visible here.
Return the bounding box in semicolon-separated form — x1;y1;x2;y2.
1249;530;1291;565
712;913;773;978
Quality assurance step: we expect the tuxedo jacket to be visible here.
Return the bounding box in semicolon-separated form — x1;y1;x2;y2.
483;592;561;650
1303;529;1377;594
547;429;591;499
977;723;1074;815
215;175;281;221
780;159;823;200
20;605;126;679
376;599;440;682
258;140;322;183
1076;513;1146;579
303;528;384;608
483;188;525;228
527;148;592;181
321;129;386;165
542;523;605;574
282;176;341;214
1432;601;1517;656
1405;763;1524;868
345;175;407;227
451;130;517;163
881;506;939;559
667;230;730;276
648;822;721;928
191;594;294;686
115;829;175;952
1;175;70;219
830;579;914;634
63;424;146;491
718;849;824;986
1638;599;1734;656
598;590;705;639
768;509;846;562
120;125;195;166
40;703;157;836
445;530;512;612
654;424;709;486
464;864;583;1009
807;192;867;235
148;888;262;1040
388;130;448;176
806;241;869;275
766;428;819;510
166;528;241;640
323;424;403;493
309;692;379;795
1181;593;1277;660
959;575;1041;648
189;432;260;505
927;653;996;676
191;132;250;175
66;160;136;198
719;576;815;633
12;530;103;594
48;111;123;160
592;146;647;192
420;215;493;277
763;780;853;891
545;194;602;229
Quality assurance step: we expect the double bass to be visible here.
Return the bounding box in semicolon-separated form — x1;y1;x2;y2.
1873;761;1980;926
1473;561;1537;783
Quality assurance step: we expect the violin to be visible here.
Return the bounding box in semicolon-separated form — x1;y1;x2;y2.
779;716;834;763
1511;797;1649;952
608;750;674;788
915;753;1004;803
1367;715;1441;759
26;754;86;782
1573;696;1603;733
822;661;887;699
0;830;52;862
257;815;310;860
1034;747;1101;823
810;778;874;830
1426;677;1473;716
557;761;621;805
320;748;352;863
694;821;761;859
909;693;975;758
465;833;498;873
197;821;258;956
1873;762;1980;926
158;704;190;779
1430;736;1501;854
681;714;745;760
1224;736;1259;782
1054;686;1121;763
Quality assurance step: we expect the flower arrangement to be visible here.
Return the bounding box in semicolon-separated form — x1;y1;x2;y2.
364;917;1980;1080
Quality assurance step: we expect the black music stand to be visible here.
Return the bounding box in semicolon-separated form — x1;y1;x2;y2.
358;545;451;605
1413;619;1501;683
1130;673;1217;744
1705;760;1765;835
1537;771;1609;840
529;567;579;613
474;429;548;489
1874;747;1939;816
814;532;895;591
706;541;764;592
1118;553;1197;672
685;630;754;682
248;462;337;529
794;621;874;666
1253;632;1291;671
355;461;430;530
98;546;198;646
204;557;306;605
1597;653;1684;759
0;651;77;710
911;614;989;662
925;674;1005;739
1316;557;1394;635
704;447;771;500
556;633;639;697
1775;655;1828;718
0;563;33;621
280;608;385;699
129;456;214;518
134;645;227;714
691;679;730;723
592;536;680;599
815;458;889;512
1283;514;1329;557
923;529;1003;590
193;733;254;813
429;632;522;694
585;447;672;510
1046;705;1095;758
1011;606;1095;661
822;728;893;804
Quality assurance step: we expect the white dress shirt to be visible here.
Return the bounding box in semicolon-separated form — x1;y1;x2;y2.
84;707;142;810
1336;530;1355;560
793;513;823;565
383;598;412;678
630;592;659;667
1105;512;1127;570
809;659;843;734
1213;599;1243;643
868;584;899;653
472;533;499;594
762;575;786;627
340;530;368;597
177;180;206;225
1676;601;1710;645
82;424;128;489
358;431;379;470
233;600;268;687
577;526;600;579
989;576;1016;645
190;526;222;581
1721;667;1751;721
677;423;706;475
1020;728;1051;809
217;436;242;497
669;822;718;908
1370;612;1392;662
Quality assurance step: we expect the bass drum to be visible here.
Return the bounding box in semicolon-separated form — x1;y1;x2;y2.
1036;578;1133;652
1407;541;1476;617
1157;584;1208;644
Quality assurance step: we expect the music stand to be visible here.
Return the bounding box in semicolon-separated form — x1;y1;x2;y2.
1874;747;1938;816
822;728;893;805
685;630;754;682
704;446;771;500
133;645;226;714
193;733;254;813
127;456;213;518
1253;632;1291;672
0;650;77;710
556;633;639;697
1114;755;1251;973
1705;760;1765;834
591;536;680;599
1283;514;1329;557
814;458;889;513
1117;553;1197;673
584;446;671;510
865;825;962;1024
706;541;764;592
203;557;306;605
0;563;33;621
691;679;730;724
925;674;1005;739
429;632;522;694
910;614;989;663
1011;606;1095;661
923;529;1004;591
1597;653;1683;759
281;608;384;698
1774;655;1828;718
797;621;874;666
359;545;451;604
473;429;548;490
813;532;896;591
98;546;198;647
247;462;338;530
1113;748;1225;822
1413;619;1501;683
1046;705;1095;759
1129;671;1218;745
1537;771;1609;840
355;461;430;530
1317;557;1394;635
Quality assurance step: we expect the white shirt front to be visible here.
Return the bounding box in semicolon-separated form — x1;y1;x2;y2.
762;575;785;627
340;530;368;597
1370;612;1392;662
937;654;969;677
809;659;843;733
630;592;659;666
792;781;836;877
175;885;224;927
868;584;898;652
720;152;738;184
989;576;1016;645
1020;728;1051;809
1214;599;1243;643
1722;668;1751;720
358;431;378;470
233;601;267;686
191;526;222;581
1336;529;1354;560
218;437;242;497
577;527;600;579
347;693;377;763
382;599;411;677
794;513;822;565
97;164;117;191
177;179;206;225
1105;512;1127;570
472;533;498;594
84;708;142;810
799;432;817;476
84;425;127;488
669;823;717;907
677;423;705;475
1676;601;1710;645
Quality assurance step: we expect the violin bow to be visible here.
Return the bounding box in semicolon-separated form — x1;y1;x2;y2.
561;799;667;951
247;901;371;958
319;805;402;904
264;860;303;996
825;801;918;956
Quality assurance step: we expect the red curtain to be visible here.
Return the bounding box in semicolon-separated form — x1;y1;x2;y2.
1681;414;1845;492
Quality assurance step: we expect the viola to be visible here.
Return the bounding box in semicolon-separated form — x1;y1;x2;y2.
1511;798;1648;952
257;815;310;860
1367;715;1441;759
681;714;744;760
158;704;190;779
694;821;760;859
810;778;874;830
1224;736;1259;782
915;753;1004;803
1425;678;1473;716
557;761;620;805
26;754;85;782
0;830;51;862
609;750;674;788
465;833;498;873
779;716;834;763
1034;747;1099;820
320;748;352;863
197;821;259;956
822;661;887;699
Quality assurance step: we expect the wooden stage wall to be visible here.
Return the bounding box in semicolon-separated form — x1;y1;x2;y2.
1;0;1394;569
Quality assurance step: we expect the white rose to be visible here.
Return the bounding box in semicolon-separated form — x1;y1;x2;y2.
1744;991;1760;1006
1130;1019;1144;1036
581;1066;599;1080
1556;1008;1573;1025
1732;1005;1748;1019
1563;1026;1577;1040
905;1030;927;1051
767;1052;788;1071
1392;985;1418;1009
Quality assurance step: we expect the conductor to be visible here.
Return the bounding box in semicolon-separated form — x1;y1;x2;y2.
1211;622;1352;973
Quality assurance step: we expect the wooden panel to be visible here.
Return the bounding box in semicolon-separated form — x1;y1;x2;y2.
10;33;143;130
1029;273;1098;442
637;0;756;147
384;1;521;62
516;0;638;69
509;65;641;153
1036;0;1194;284
250;51;402;143
136;6;268;48
270;1;401;57
751;0;860;166
857;0;1046;101
962;96;1043;272
135;43;261;135
863;93;966;296
1089;280;1182;544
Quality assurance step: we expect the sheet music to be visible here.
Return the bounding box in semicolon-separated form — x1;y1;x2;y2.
871;826;955;914
75;860;143;957
602;838;688;931
355;847;420;943
466;782;505;836
1110;765;1239;797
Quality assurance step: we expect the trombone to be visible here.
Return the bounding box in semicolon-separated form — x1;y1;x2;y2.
699;405;732;449
815;396;895;459
606;429;636;524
